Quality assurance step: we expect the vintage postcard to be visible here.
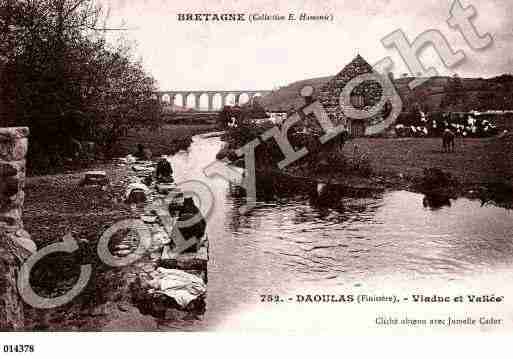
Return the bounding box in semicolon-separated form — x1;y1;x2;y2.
1;0;513;346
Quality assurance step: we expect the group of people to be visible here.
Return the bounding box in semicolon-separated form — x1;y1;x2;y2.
132;143;207;244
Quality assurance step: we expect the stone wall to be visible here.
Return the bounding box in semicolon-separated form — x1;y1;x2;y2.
316;55;386;136
0;127;36;330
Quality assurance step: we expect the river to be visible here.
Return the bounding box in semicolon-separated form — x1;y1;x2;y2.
162;133;513;332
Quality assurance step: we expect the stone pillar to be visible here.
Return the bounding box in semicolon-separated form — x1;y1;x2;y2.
169;93;176;106
183;93;190;109
208;94;214;111
0;127;36;330
221;93;227;107
195;94;201;110
235;94;241;106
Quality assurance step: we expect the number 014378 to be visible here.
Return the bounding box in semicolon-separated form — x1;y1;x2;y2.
3;345;35;353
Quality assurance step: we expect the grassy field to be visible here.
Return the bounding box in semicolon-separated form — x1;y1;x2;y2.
342;136;513;185
112;123;218;158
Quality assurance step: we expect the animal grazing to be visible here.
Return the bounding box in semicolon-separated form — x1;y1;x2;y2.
442;128;455;152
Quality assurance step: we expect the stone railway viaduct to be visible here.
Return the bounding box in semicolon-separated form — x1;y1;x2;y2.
155;90;272;111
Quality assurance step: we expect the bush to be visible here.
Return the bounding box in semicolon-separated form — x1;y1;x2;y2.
3;0;161;173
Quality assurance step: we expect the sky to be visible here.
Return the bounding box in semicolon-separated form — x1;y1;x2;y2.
102;0;513;91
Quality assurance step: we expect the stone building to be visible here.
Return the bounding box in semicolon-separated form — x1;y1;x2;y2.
316;55;387;137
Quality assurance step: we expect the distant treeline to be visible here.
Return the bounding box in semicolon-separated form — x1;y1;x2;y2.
0;0;161;172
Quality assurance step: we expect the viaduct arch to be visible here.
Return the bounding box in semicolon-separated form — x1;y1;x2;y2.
155;90;272;111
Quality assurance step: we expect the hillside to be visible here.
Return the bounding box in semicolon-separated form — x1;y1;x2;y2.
260;73;513;114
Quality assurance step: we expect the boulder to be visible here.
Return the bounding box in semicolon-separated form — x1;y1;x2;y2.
125;183;149;204
156;183;177;195
79;171;109;187
159;244;208;271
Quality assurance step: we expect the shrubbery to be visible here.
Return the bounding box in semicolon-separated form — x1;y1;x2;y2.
1;0;161;173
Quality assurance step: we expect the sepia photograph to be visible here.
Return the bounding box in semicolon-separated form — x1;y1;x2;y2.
1;0;513;346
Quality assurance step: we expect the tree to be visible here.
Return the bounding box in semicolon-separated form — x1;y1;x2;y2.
441;73;464;109
1;0;160;170
240;100;268;121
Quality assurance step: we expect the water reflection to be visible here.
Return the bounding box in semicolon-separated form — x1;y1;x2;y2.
422;193;452;210
167;134;513;330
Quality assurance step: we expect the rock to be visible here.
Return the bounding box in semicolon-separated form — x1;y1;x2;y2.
149;252;161;260
156;182;177;195
0;128;29;161
117;303;130;312
78;238;89;245
159;243;208;271
0;127;29;140
142;175;153;187
11;229;37;255
0;240;24;330
79;171;109;187
141;215;157;223
0;162;18;177
120;155;136;164
115;249;133;256
131;165;154;177
0;176;19;199
126;190;147;204
0;211;22;229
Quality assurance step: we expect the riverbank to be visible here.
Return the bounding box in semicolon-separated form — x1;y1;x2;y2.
22;160;153;330
21;124;216;330
24;124;217;246
27;124;218;176
342;136;513;186
219;130;513;205
282;135;513;207
112;124;217;158
285;136;512;185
